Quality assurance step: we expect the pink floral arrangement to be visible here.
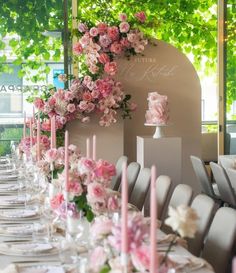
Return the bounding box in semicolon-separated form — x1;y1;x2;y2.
31;11;148;130
48;154;117;222
145;92;170;125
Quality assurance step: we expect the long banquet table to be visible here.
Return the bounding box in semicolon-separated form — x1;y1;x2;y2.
0;158;215;273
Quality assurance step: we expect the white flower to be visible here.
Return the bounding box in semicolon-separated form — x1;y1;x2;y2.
165;205;198;238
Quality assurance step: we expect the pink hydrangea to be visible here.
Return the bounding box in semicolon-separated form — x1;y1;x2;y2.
104;62;117;76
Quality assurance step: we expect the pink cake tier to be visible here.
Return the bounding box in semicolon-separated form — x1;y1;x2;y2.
145;92;169;125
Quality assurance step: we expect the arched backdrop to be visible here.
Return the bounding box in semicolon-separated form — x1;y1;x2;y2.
68;39;202;193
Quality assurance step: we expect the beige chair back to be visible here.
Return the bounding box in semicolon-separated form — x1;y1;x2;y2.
225;168;236;191
129;168;151;211
110;155;128;190
118;162;140;198
143;175;172;220
202;207;236;273
188;194;215;256
210;162;236;207
190;155;217;198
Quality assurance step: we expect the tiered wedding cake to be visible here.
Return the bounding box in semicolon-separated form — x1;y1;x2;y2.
145;92;169;125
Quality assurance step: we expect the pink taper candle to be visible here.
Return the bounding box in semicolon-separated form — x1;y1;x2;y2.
51;116;56;149
233;257;236;273
36;113;41;161
29;118;33;151
64;131;69;192
150;165;158;273
86;138;90;158
121;162;128;256
33;107;35;122
92;135;96;161
23;111;26;139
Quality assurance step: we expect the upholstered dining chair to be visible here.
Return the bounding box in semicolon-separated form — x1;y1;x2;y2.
190;155;221;201
188;194;215;256
162;184;193;233
110;155;128;191
201;207;236;273
129;167;151;211
210;162;236;208
118;162;140;198
143;175;172;220
225;167;236;191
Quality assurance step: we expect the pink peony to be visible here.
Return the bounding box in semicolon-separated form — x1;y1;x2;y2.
118;13;127;21
97;22;108;34
50;193;64;209
78;23;88;33
104;62;117;76
135;11;146;23
87;182;106;202
89;27;99;37
110;42;123;55
73;42;83;55
107;26;119;41
67;103;76;113
98;53;110;64
34;98;45;110
119;22;130;33
131;245;150;271
99;34;112;48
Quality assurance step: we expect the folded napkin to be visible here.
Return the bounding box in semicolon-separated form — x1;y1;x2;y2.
168;254;213;271
11;243;54;253
158;234;188;249
0;209;37;218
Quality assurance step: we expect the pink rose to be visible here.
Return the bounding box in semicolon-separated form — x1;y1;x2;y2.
34;98;45;110
119;13;127;21
119;22;130;33
41;120;51;131
134;43;145;53
89;27;98;37
45;148;58;162
91;90;100;99
89;246;107;272
107;26;119;41
67;182;83;196
97;23;108;34
50;193;64;209
48;97;56;107
87;182;106;202
110;42;123;55
82;92;92;102
73;42;83;55
127;33;137;43
95;159;116;181
135;11;146;23
80;33;90;46
78;23;88;33
104;62;117;76
67;103;76;113
131;245;150;271
89;64;99;74
98;53;110;64
78;101;88;111
86;102;95;112
64;91;74;101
